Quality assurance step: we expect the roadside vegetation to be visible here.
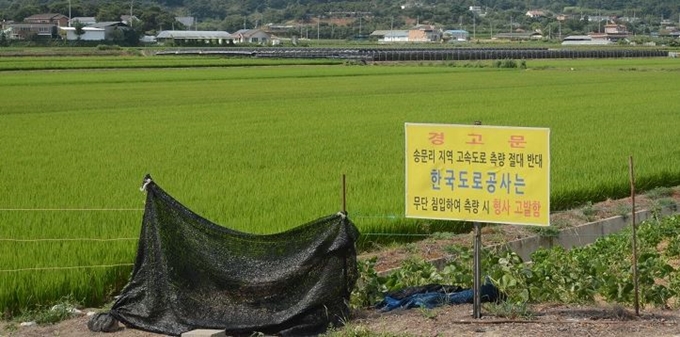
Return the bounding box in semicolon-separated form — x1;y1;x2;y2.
1;57;680;317
351;215;680;315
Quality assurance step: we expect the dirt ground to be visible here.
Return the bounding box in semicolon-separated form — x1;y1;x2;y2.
2;188;680;337
2;303;680;337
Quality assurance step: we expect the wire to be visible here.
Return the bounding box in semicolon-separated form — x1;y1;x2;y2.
0;208;143;211
0;263;134;273
361;232;432;237
0;238;138;242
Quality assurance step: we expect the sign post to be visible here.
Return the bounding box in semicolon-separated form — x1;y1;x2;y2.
472;122;482;319
405;123;550;317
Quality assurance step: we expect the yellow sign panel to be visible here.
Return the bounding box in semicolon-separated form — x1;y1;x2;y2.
405;123;550;226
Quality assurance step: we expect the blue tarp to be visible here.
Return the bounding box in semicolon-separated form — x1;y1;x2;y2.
376;282;503;311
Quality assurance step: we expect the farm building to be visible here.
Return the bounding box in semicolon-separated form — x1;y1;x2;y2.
408;24;442;42
5;12;69;40
588;22;630;42
443;29;469;42
5;23;56;40
493;32;543;40
371;25;442;43
561;35;613;45
369;30;390;39
70;17;96;26
382;30;409;42
156;30;232;45
60;22;128;41
229;29;272;44
525;10;547;18
23;13;69;27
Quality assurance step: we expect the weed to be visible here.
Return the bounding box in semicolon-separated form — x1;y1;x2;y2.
615;203;632;219
322;324;406;337
417;307;438;319
646;187;674;199
18;295;81;325
581;201;598;221
430;232;456;240
657;198;678;212
529;226;561;238
3;323;18;333
350;258;386;309
493;59;518;68
404;243;418;253
484;301;533;319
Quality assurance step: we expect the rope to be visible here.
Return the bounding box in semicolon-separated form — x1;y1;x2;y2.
0;238;138;242
0;263;134;273
140;176;153;192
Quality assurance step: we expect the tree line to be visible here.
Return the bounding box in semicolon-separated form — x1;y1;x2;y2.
1;0;678;41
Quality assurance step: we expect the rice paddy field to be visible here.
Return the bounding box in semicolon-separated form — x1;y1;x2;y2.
1;55;680;315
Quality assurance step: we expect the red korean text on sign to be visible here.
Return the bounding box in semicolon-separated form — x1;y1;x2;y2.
508;135;526;149
466;133;484;145
429;132;445;145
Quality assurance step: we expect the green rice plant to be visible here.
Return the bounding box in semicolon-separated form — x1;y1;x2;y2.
2;58;680;314
0;55;343;71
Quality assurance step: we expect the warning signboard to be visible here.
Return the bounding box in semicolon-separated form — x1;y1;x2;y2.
405;123;550;226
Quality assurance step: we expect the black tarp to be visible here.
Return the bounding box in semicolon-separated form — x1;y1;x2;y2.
101;177;359;336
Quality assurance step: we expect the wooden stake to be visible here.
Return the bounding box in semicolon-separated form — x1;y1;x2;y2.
342;174;347;214
629;156;639;316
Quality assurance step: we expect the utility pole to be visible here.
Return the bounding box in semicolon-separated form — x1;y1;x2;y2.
68;0;71;26
317;15;320;40
598;9;601;33
559;20;562;40
473;14;476;40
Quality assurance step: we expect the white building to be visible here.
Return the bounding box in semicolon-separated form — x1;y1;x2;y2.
561;35;613;45
60;22;127;41
156;30;232;45
382;30;409;42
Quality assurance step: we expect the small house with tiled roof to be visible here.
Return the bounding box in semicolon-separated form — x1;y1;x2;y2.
24;13;69;27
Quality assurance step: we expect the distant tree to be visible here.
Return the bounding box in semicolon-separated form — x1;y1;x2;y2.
139;6;181;32
96;3;125;22
0;32;9;47
12;5;39;22
102;26;139;46
73;20;86;40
